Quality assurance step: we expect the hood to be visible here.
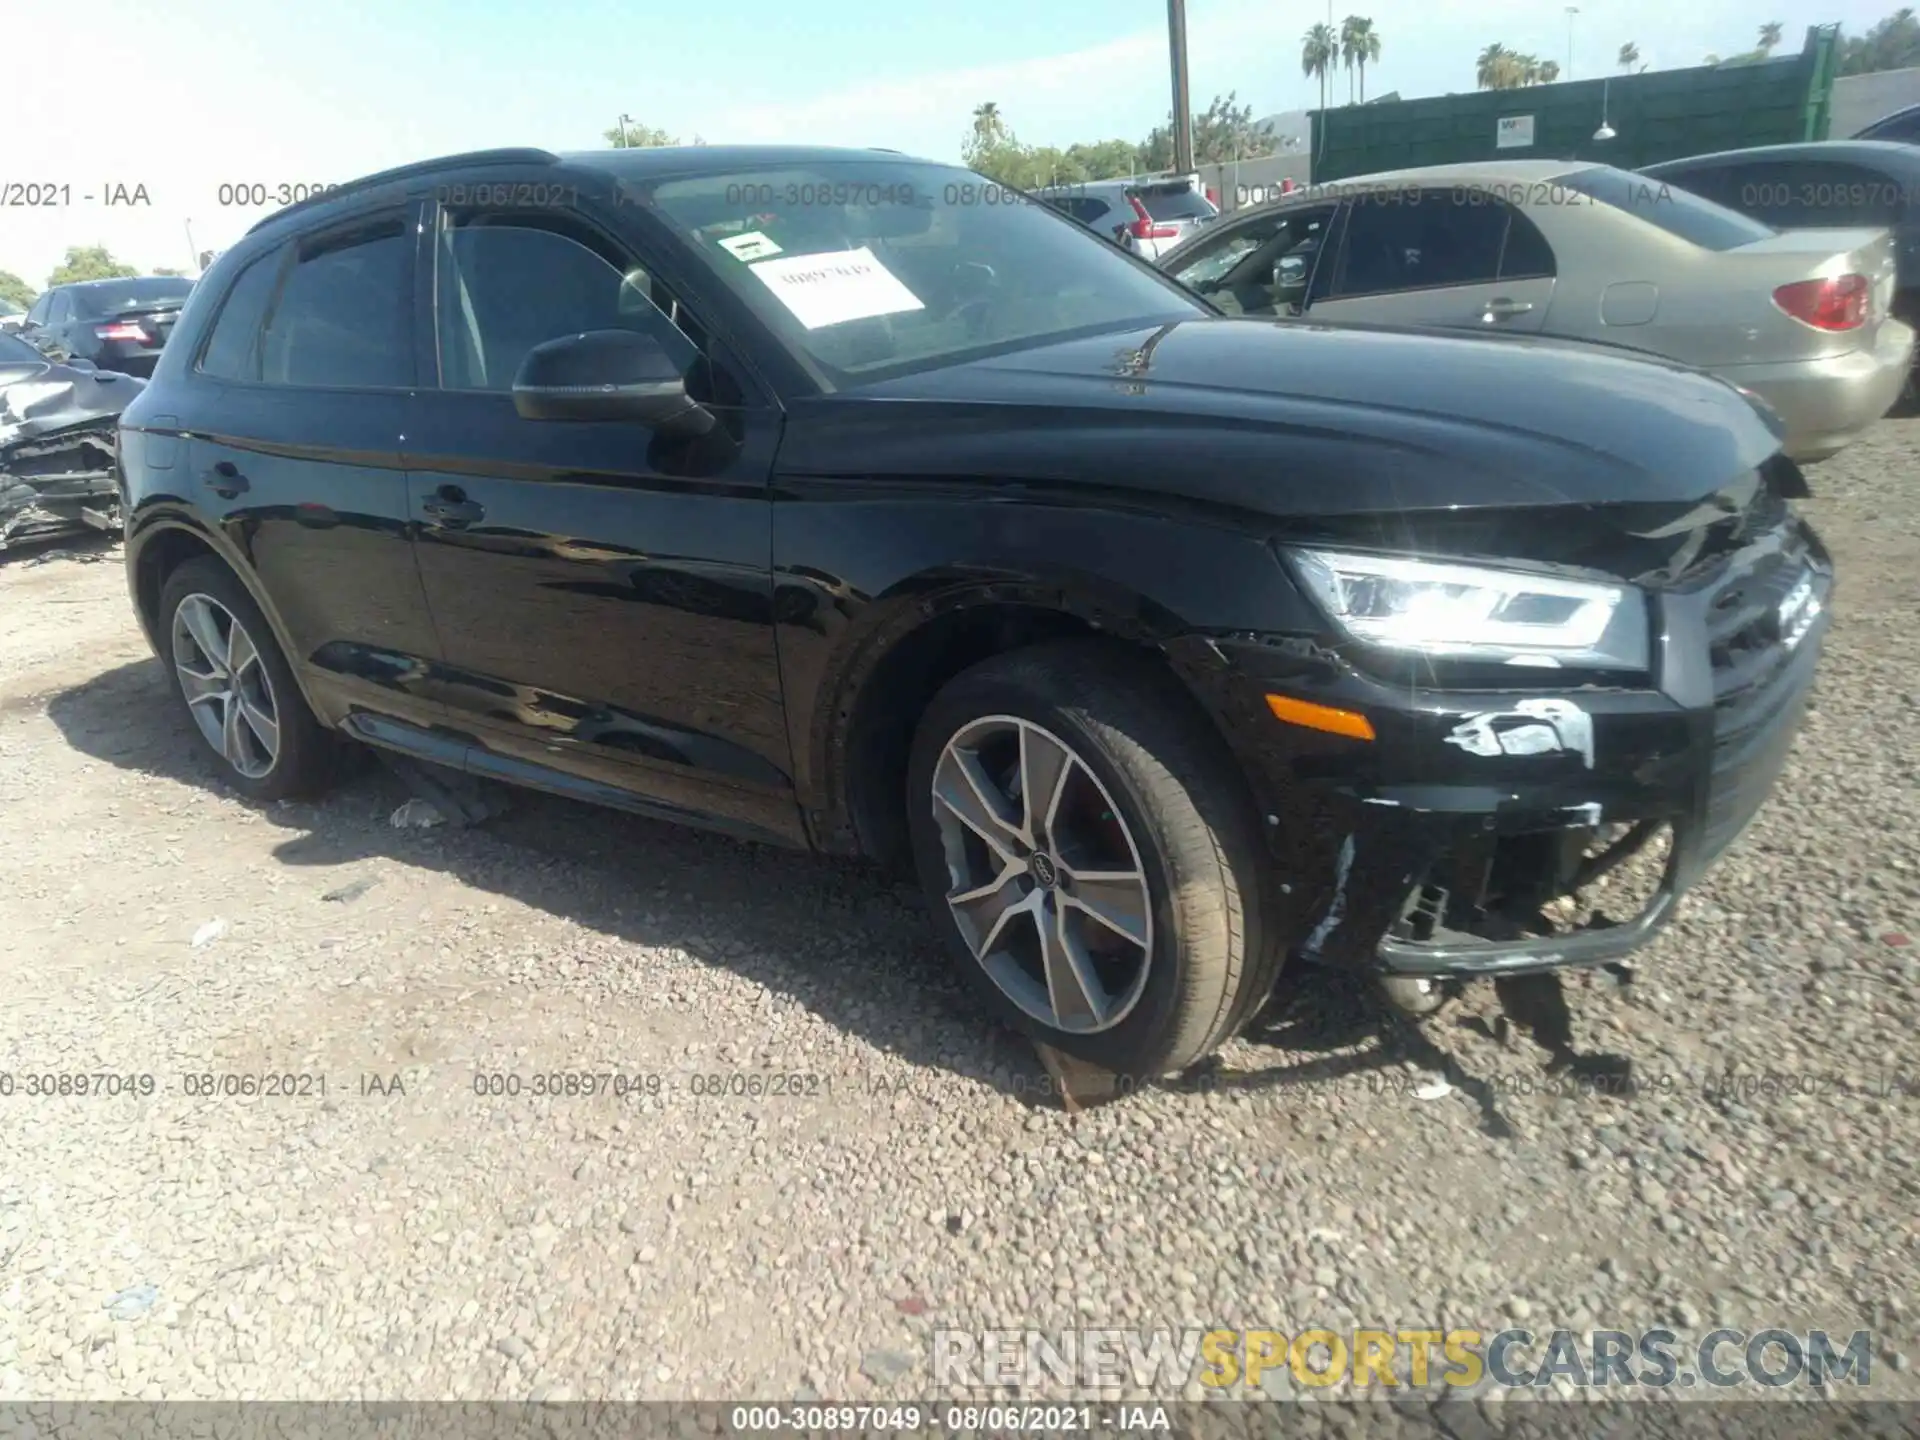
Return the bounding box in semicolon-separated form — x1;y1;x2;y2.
777;316;1791;576
0;358;145;445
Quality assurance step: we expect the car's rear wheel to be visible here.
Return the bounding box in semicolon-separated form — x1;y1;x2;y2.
906;640;1276;1078
159;557;337;801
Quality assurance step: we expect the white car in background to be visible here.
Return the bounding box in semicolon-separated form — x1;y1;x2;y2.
1036;175;1219;260
1158;158;1914;461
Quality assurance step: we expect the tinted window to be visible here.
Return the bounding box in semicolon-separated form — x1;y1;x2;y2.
1135;184;1217;222
196;250;282;381
434;217;697;391
259;220;411;388
1563;165;1773;250
1331;194;1507;296
25;293;48;324
1723;159;1904;228
48;293;71;324
1859;107;1920;142
0;331;44;365
1499;207;1556;279
69;277;194;318
649;160;1202;385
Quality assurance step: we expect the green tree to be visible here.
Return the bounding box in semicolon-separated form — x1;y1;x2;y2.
971;101;1007;148
1758;21;1784;53
1302;23;1338;111
0;270;33;309
1618;41;1640;70
605;119;679;148
47;246;137;288
1538;59;1561;82
1840;9;1920;75
1064;139;1139;180
1135;91;1277;171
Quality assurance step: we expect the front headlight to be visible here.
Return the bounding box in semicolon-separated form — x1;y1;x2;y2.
1287;547;1649;672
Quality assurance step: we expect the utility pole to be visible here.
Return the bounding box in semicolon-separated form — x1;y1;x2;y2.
616;112;634;148
1168;0;1194;174
184;220;199;275
1564;7;1579;79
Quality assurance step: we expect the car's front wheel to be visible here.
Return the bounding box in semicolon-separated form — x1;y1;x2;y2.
906;640;1277;1078
158;556;337;801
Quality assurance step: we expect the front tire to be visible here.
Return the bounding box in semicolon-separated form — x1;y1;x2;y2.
158;556;337;801
906;641;1276;1078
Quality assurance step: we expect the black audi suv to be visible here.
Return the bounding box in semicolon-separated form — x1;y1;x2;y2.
115;144;1830;1077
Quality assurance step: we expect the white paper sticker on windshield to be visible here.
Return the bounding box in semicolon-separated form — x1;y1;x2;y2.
748;247;925;330
719;230;783;262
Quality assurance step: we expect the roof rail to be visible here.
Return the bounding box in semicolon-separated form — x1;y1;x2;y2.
246;147;562;235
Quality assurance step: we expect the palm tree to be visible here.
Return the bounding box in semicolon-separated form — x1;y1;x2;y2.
1342;17;1382;102
1758;22;1784;54
1538;59;1561;83
1477;42;1511;89
1515;54;1540;85
1301;23;1338;110
1618;41;1640;71
971;102;1005;147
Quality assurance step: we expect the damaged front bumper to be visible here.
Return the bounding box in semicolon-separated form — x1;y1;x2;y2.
0;365;138;550
1181;514;1832;980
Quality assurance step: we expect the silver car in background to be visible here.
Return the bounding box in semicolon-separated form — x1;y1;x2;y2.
1036;175;1219;260
1157;159;1913;460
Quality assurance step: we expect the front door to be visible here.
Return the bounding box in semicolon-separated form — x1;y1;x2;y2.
403;191;800;845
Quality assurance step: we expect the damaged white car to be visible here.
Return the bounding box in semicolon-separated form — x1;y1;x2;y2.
0;330;141;551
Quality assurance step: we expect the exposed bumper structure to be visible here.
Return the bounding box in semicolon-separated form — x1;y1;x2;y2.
0;365;138;550
1181;510;1832;981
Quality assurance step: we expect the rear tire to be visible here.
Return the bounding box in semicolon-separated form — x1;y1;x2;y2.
158;556;338;802
906;640;1278;1078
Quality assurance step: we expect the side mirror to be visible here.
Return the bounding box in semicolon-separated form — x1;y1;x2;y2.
511;328;715;434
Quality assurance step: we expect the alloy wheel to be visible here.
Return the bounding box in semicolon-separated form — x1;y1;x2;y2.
930;715;1154;1033
170;593;281;780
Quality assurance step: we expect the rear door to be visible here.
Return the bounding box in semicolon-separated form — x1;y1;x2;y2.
181;208;445;735
401;183;799;844
1310;189;1554;332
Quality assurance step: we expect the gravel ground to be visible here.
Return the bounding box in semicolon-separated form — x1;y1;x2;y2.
0;422;1916;1414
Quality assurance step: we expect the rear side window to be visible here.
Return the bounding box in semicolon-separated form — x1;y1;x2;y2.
1134;184;1217;222
1499;207;1556;279
259;219;412;389
1330;194;1508;296
196;251;282;380
1563;165;1773;251
1722;159;1906;228
1859;107;1920;142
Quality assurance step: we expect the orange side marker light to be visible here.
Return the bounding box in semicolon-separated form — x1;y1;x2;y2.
1264;693;1376;741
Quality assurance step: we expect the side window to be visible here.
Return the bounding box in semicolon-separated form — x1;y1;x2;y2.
1728;160;1902;228
1169;216;1282;289
47;292;71;324
258;218;412;389
196;250;283;381
25;293;49;325
1498;206;1556;280
1330;194;1507;298
433;213;700;393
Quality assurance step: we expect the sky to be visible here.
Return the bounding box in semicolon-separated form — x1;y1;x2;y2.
2;0;1898;288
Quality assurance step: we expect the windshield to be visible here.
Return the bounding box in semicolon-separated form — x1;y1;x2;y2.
70;276;194;317
648;160;1204;385
1562;165;1775;251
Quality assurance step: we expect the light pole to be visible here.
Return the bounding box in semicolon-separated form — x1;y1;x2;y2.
183;220;199;275
1564;6;1579;79
1167;0;1194;174
616;112;634;148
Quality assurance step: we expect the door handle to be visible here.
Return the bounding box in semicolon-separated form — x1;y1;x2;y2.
421;486;484;528
201;460;249;497
1480;296;1535;321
